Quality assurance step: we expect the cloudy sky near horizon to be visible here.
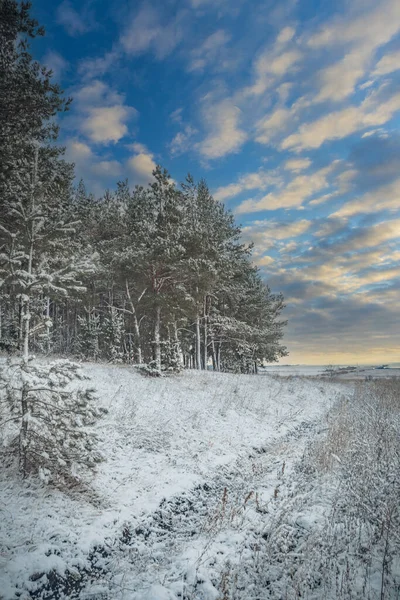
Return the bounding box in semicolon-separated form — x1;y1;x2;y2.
33;0;400;364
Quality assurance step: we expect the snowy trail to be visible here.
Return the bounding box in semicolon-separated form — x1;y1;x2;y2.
82;405;335;599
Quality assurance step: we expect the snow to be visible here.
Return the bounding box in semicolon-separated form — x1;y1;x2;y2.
1;362;393;598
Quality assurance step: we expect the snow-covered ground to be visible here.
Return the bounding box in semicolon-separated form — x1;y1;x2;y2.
1;364;398;599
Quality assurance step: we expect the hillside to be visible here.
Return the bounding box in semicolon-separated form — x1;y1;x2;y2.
1;365;399;599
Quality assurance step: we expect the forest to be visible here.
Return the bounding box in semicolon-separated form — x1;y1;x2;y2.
0;0;287;375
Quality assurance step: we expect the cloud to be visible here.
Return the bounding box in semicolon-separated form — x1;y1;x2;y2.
127;146;157;184
315;48;370;103
81;106;133;144
213;169;281;202
373;49;400;77
240;218;312;258
307;0;400;51
331;178;400;218
334;219;400;252
73;80;137;145
255;255;274;266
255;107;293;144
284;157;311;172
78;50;120;79
307;0;400;102
345;133;400;191
65;139;123;195
277;26;296;44
66;139;93;161
188;29;231;72
56;1;93;36
244;218;311;240
281;87;400;151
43;50;68;78
244;49;302;97
120;6;184;59
170;108;183;124
197;99;247;159
262;222;400;364
169;125;198;157
236;165;336;213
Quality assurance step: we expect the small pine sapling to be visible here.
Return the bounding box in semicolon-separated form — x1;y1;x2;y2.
0;358;107;484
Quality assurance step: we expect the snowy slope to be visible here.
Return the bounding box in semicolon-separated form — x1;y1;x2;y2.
0;364;348;599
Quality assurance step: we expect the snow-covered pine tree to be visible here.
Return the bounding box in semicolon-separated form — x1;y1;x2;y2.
76;310;101;360
0;358;106;482
100;306;124;362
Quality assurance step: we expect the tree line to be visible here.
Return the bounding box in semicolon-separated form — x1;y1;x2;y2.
0;0;287;375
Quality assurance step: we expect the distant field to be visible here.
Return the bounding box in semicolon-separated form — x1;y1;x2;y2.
261;364;400;379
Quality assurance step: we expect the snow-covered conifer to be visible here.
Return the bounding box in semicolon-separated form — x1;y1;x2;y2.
0;358;106;482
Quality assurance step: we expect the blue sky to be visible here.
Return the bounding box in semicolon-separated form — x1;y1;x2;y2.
33;0;400;364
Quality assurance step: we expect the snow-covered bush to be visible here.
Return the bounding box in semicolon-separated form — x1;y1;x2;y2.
0;358;107;484
224;380;400;600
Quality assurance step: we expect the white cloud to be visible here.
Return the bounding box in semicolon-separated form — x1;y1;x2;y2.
338;219;400;251
307;0;400;50
197;100;247;159
214;169;280;202
66;140;93;161
241;218;311;258
331;178;400;218
74;80;137;145
56;1;92;36
82;106;133;144
90;160;122;178
255;255;274;266
373;49;400;77
244;219;311;240
279;241;298;254
244;49;302;97
308;0;400;102
78;50;120;79
188;29;231;72
65;139;123;194
121;6;183;59
170;126;198;157
281;88;400;151
284;157;311;172
277;26;296;44
315;48;370;103
236;165;335;213
128;150;157;185
255;107;293;144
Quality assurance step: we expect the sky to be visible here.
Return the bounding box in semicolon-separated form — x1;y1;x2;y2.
31;0;400;365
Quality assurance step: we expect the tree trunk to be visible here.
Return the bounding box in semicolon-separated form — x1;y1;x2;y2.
203;296;208;370
22;147;38;363
45;297;51;354
154;304;161;373
125;280;142;364
173;319;183;368
195;313;201;370
20;383;29;476
216;340;221;372
210;329;217;371
22;242;33;363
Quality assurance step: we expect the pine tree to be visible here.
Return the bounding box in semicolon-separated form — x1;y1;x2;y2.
0;358;106;482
